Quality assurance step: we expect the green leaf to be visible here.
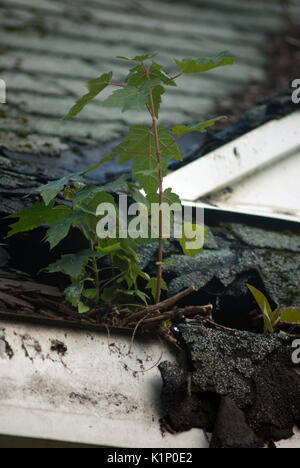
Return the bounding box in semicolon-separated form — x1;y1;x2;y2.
114;125;181;194
116;54;156;62
247;284;273;317
63;71;113;119
134;289;150;304
47;249;96;279
103;79;161;113
247;284;274;332
6;202;72;238
180;223;205;257
125;64;146;87
280;307;300;324
170;117;226;137
150;62;177;87
159;127;182;161
98;243;122;256
82;289;98;300
263;302;274;333
130;188;150;210
126;62;175;90
37;173;83;206
65;281;84;307
147;188;181;206
44;211;82;249
103;85;150;112
271;307;282;329
174;51;236;74
146;277;168;301
72;177;125;209
75;190;116;216
116;125;152;163
100;286;116;303
148;84;165;118
78;302;90;314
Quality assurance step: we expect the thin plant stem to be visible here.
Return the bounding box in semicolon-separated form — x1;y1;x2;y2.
90;241;100;304
149;90;164;304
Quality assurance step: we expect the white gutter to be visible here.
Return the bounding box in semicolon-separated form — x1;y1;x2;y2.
0;318;299;448
0;319;207;448
164;111;300;223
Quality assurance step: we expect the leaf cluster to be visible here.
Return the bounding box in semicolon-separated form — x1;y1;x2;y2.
7;51;236;313
247;284;300;333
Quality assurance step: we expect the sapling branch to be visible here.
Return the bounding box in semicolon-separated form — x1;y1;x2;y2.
164;72;183;84
149;90;164;304
91;241;100;303
8;51;237;319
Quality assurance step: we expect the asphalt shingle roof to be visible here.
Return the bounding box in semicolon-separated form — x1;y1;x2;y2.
1;0;299;156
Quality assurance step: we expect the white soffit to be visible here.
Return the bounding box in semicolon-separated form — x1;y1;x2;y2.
164;111;300;222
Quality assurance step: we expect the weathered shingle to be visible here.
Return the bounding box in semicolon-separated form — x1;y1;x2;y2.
0;0;299;154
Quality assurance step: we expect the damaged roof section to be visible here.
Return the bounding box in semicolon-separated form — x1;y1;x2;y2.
138;220;300;323
159;322;300;447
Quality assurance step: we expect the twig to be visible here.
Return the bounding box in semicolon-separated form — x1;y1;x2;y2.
127;305;213;328
121;286;196;326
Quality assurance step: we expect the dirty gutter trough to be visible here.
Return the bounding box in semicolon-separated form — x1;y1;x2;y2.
0;319;207;448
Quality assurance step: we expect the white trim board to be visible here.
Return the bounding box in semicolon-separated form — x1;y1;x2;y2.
164;111;300;222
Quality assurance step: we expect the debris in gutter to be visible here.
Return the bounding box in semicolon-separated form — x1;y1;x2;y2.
159;323;300;447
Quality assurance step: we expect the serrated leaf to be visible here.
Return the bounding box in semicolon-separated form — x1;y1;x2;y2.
126;62;175;90
44;211;82;249
63;71;113;119
73;177;125;209
6;202;72;238
170;116;226;137
103;85;150;112
174;51;236;74
37;173;83;206
148;84;165;118
116;54;156;62
114;125;181;194
147;188;181;236
126;64;146;87
131;188;150;210
146;277;168;301
65;281;84;307
180;223;205;257
74;190;115;216
132;155;167;195
147;188;181;206
47;249;96;279
280;307;300;324
150;62;177;87
98;243;122;256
